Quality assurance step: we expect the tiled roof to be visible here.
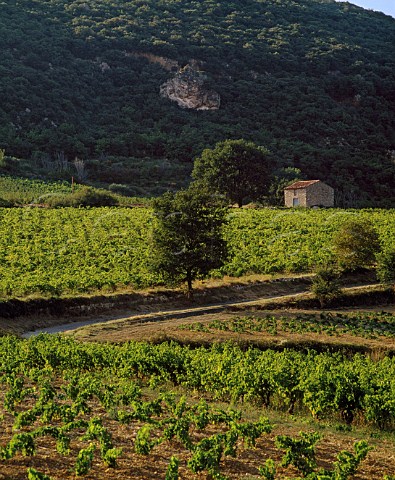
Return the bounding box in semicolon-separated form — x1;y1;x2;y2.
284;180;321;190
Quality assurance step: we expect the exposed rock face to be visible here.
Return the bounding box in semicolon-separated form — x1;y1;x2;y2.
160;65;220;110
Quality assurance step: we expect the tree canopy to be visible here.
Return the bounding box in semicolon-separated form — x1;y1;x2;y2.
151;186;228;295
192;139;271;207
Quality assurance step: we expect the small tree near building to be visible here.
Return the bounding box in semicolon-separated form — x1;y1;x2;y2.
151;186;228;297
333;219;380;272
266;167;302;206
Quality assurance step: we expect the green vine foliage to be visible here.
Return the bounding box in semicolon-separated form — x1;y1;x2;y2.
134;425;158;455
27;468;53;480
275;432;321;475
165;456;180;480
0;335;393;478
0;207;394;298
273;435;370;479
75;443;96;476
259;459;277;480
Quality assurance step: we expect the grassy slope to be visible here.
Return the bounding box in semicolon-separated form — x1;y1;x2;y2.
0;175;146;205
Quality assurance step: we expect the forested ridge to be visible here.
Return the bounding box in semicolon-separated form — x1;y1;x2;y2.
0;0;394;204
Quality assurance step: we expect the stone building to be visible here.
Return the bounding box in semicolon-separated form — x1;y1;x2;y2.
284;180;334;207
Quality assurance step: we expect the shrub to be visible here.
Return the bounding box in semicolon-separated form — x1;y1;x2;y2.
0;197;13;207
333;219;380;271
0;149;5;168
377;249;395;289
46;186;118;207
311;265;342;308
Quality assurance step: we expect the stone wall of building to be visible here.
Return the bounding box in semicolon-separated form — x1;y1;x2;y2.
306;182;334;207
284;188;307;207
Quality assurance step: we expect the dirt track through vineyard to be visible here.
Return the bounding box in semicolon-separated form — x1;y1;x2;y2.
22;283;382;339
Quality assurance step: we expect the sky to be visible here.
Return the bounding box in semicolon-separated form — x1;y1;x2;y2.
336;0;395;17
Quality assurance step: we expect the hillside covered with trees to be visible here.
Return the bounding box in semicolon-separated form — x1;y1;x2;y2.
0;0;394;204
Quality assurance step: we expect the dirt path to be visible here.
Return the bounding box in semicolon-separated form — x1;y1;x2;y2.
22;291;308;338
22;283;383;339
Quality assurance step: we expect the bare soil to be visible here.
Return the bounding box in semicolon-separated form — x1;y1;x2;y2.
1;274;313;336
1;392;394;480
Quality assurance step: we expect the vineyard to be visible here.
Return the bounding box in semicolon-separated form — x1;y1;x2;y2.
179;312;395;340
0;207;394;299
0;175;146;207
0;334;394;479
0;176;80;205
223;209;395;276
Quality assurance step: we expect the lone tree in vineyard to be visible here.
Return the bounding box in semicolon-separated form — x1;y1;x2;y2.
192;139;271;207
151;186;228;297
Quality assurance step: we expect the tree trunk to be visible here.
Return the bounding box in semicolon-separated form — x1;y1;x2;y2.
186;270;193;299
238;198;243;208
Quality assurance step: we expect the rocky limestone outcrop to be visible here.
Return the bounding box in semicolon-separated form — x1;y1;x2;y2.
160;65;220;110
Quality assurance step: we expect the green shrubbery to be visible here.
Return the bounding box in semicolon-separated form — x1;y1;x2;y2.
45;186;118;208
332;219;380;272
0;149;5;168
377;249;395;289
311;265;342;308
0;198;12;207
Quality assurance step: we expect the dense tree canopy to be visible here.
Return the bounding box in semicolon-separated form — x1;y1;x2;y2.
151;186;228;295
0;0;394;204
193;139;271;207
